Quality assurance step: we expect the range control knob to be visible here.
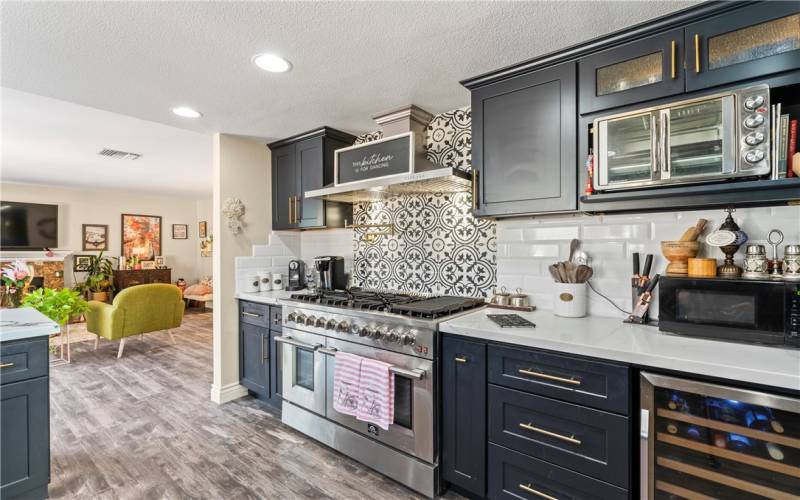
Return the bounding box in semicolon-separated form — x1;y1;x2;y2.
400;333;416;346
359;326;374;338
744;150;765;164
295;313;307;324
315;317;327;328
744;95;765;110
336;321;350;333
326;318;338;330
744;114;765;128
745;132;765;146
387;329;402;343
305;315;317;326
286;312;298;323
350;324;361;335
373;326;389;340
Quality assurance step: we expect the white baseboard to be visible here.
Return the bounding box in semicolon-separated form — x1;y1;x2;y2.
210;382;248;404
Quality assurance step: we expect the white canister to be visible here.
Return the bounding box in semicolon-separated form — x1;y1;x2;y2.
257;271;272;292
553;282;587;318
271;272;284;291
242;274;260;293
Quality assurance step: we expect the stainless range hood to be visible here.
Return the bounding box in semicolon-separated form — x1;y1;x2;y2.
304;105;472;203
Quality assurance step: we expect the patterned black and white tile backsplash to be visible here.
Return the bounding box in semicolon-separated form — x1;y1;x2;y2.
351;106;494;297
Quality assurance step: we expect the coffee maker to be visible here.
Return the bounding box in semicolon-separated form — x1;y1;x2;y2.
287;260;306;291
314;256;346;290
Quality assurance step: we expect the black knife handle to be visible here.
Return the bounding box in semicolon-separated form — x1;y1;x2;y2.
633;252;640;276
642;254;653;278
645;274;660;293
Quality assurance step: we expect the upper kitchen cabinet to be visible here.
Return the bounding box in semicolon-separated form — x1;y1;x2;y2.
268;127;355;230
685;2;800;92
469;61;577;217
579;29;685;115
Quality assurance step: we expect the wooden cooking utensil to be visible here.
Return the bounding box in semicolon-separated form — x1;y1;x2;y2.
548;264;561;283
679;219;708;242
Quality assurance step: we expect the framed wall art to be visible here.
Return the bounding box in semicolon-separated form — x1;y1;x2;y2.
199;220;208;239
74;254;92;272
155;256;166;268
140;260;156;270
172;224;188;239
121;214;161;261
82;224;109;251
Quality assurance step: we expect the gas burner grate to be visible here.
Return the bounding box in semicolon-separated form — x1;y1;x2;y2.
290;289;485;319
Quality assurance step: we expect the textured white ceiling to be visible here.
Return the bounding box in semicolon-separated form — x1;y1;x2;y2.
1;1;699;141
1;88;213;197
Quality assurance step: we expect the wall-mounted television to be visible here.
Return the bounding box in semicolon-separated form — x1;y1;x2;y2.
0;201;59;250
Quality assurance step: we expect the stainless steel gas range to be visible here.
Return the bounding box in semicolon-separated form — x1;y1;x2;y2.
274;289;484;498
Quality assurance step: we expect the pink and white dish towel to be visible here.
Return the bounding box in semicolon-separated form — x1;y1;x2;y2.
332;352;362;416
356;357;395;430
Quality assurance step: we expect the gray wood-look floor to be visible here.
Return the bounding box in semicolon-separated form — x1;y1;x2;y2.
49;313;462;500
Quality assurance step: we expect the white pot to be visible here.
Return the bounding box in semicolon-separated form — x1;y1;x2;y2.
553;282;587;318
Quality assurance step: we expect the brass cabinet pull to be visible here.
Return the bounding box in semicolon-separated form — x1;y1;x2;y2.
288;197;293;224
0;362;15;369
518;368;580;385
471;169;478;210
519;422;582;445
294;196;301;224
694;33;700;73
670;40;677;79
242;312;262;318
455;356;467;364
519;483;559;500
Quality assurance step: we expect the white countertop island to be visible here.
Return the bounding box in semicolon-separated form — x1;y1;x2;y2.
0;307;60;342
440;308;800;392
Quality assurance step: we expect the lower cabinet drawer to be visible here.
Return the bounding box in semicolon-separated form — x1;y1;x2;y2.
488;444;628;500
0;338;48;385
489;385;629;489
240;301;270;328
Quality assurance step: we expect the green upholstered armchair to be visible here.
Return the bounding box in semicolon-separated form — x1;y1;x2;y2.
86;283;185;358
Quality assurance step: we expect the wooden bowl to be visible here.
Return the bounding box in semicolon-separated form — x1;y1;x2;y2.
661;240;700;275
688;258;717;277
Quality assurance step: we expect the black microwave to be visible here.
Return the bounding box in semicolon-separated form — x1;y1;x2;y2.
658;276;800;347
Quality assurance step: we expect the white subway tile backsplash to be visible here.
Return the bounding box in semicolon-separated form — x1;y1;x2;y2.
521;226;579;241
581;223;650;240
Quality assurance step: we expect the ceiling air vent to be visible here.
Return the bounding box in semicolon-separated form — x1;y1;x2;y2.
97;148;141;160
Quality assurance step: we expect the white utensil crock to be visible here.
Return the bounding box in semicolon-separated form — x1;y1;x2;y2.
553;282;587;318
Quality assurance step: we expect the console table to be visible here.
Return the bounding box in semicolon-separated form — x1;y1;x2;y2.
113;268;172;291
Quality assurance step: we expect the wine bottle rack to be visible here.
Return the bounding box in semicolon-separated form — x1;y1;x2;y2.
641;372;800;499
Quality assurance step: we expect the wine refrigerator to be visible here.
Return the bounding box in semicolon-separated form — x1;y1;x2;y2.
640;372;800;499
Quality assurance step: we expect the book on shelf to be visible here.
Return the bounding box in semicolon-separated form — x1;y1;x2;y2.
778;114;789;178
788;119;797;178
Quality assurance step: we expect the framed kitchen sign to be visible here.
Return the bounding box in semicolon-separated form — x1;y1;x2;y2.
335;131;414;186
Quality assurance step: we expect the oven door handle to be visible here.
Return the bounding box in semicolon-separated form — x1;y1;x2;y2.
274;335;322;351
319;346;427;380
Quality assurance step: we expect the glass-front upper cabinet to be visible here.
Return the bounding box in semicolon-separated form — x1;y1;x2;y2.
686;2;800;92
580;29;685;114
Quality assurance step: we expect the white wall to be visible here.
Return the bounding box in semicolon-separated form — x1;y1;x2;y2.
195;197;213;279
211;134;269;404
1;181;206;284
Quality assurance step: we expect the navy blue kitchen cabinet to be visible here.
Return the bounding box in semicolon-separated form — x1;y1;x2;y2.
468;61;577;217
441;336;487;497
239;301;282;410
268;127;355;231
1;337;50;500
579;29;685;115
685;2;800;92
442;334;631;499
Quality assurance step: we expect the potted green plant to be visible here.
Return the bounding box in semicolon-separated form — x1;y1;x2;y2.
22;288;89;362
74;251;116;302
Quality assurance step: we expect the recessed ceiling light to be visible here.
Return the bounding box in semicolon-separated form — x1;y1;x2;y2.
253;53;292;73
172;107;202;118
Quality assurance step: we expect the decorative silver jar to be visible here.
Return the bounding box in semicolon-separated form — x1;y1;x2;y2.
742;244;769;279
785;245;800;281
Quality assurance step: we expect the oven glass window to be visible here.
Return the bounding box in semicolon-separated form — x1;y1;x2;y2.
668;98;725;179
295;348;315;391
602;112;655;185
393;375;413;429
676;290;756;327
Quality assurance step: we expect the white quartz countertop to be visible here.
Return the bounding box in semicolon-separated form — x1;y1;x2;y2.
235;290;297;305
0;307;60;342
440;309;800;392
